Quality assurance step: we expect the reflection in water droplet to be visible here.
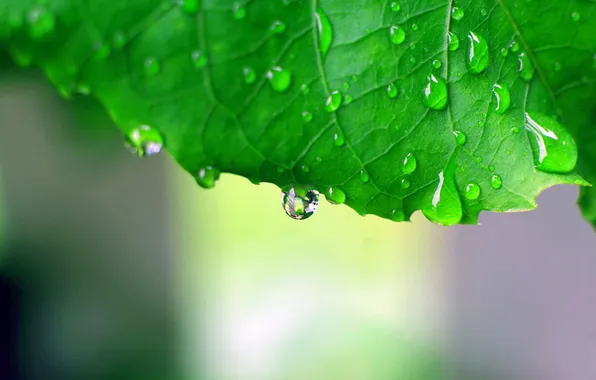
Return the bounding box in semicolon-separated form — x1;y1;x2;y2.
464;182;481;200
423;74;448;110
387;83;399;98
316;8;333;58
493;83;511;114
391;2;401;12
448;32;460;51
452;7;464;21
282;189;319;220
270;20;286;34
267;66;292;92
490;174;502;189
467;32;489;74
360;169;370;183
125;125;164;157
453;130;467;145
326;90;342;112
518;53;534;81
26;5;55;39
422;171;463;225
196;166;221;189
389;25;406;45
233;2;246;19
403;153;417;174
333;129;345;146
144;57;160;76
524;112;578;173
243;66;256;83
326;186;346;205
191;50;208;69
302;111;313;122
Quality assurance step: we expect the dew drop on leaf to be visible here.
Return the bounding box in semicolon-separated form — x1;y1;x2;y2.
387;83;399;98
481;8;488;16
333;129;345;147
196;166;221;189
282;188;319;221
412;24;419;31
511;126;519;133
267;66;292;92
401;177;411;189
242;66;256;84
402;153;417;174
493;83;511;114
571;11;581;21
432;59;442;69
467;32;489;74
360;169;370;183
232;2;246;19
490;174;503;190
300;83;310;94
344;95;353;105
325;90;342;112
191;50;208;69
301;111;313;123
390;209;405;222
422;172;463;226
524;112;578;173
423;74;448;110
500;47;509;57
518;52;534;81
448;32;460;51
325;186;346;205
389;25;406;45
315;8;333;58
125;125;164;157
93;42;111;60
510;40;520;53
451;7;464;21
144;57;161;76
270;20;286;34
453;130;467;145
464;182;481;200
26;5;55;39
301;165;310;173
390;2;401;12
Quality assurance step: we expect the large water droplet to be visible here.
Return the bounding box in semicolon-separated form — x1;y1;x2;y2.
451;7;464;21
389;25;406;45
196;166;221;189
423;74;448;110
464;182;481;200
490;174;502;189
448;32;460;51
282;188;319;220
326;186;346;205
467;32;489;74
493;83;511;114
26;5;55;39
387;83;399;98
191;50;208;69
518;52;534;81
144;57;161;76
453;130;467;145
125;125;164;157
524;112;578;173
181;0;199;13
267;66;292;92
422;172;463;225
402;153;417;174
243;66;256;83
315;8;333;58
325;90;342;112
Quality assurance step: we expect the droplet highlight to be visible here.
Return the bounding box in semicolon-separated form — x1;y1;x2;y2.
26;5;55;39
243;66;256;84
453;130;467;145
422;171;463;225
191;50;208;69
144;57;160;76
387;83;399;98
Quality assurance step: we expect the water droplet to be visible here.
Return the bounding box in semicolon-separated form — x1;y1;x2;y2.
401;177;411;189
390;209;405;222
480;8;488;17
517;52;534;81
191;50;208;69
500;47;509;57
391;2;401;12
181;0;199;13
467;32;489;74
412;24;419;31
315;8;333;58
343;81;350;90
451;7;464;21
387;83;399;98
242;66;256;83
476;156;483;163
448;32;460;51
282;188;319;220
300;83;310;94
423;74;448;110
511;126;519;133
344;95;353;105
301;165;310;173
509;40;520;53
410;57;417;64
93;42;111;60
270;20;286;34
26;5;55;39
490;174;502;190
525;112;578;173
326;186;346;205
333;128;345;146
422;172;463;225
488;165;495;172
360;169;370;183
233;2;246;19
112;32;127;49
402;153;417;174
493;83;511;114
196;166;221;189
302;111;313;122
389;25;406;45
453;130;467;145
432;59;442;69
144;57;160;76
125;125;164;157
553;62;561;72
267;66;292;92
325;90;342;112
571;11;580;21
464;182;481;200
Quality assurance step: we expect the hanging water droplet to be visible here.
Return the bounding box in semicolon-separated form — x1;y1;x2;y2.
524;112;578;173
315;8;333;58
267;66;292;92
26;5;55;39
451;7;464;21
448;32;460;51
493;83;511;114
402;152;417;174
453;130;467;145
302;111;313;122
390;209;406;222
333;128;345;146
490;174;502;189
325;90;342;112
326;186;346;205
387;83;399;98
464;182;481;200
390;2;401;12
233;2;246;19
432;59;442;69
518;53;534;81
422;171;463;225
270;20;286;34
125;125;164;157
144;57;160;76
191;50;208;69
389;25;406;45
242;66;256;83
401;177;411;189
360;169;370;183
571;11;581;21
423;74;448;110
467;32;489;74
282;188;319;220
181;0;199;13
196;165;221;189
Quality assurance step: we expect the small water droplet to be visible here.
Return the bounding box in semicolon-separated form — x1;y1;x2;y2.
125;125;164;157
509;40;520;53
517;52;534;81
270;20;286;34
344;94;353;104
343;81;350;90
144;57;161;76
571;11;581;21
191;50;208;69
390;209;405;222
464;182;481;200
493;83;511;114
401;177;411;189
391;2;401;12
488;165;495;172
93;41;111;60
412;24;419;31
243;66;256;83
233;2;246;19
315;8;333;58
325;90;342;112
422;171;463;225
467;32;489;74
196;166;221;189
402;153;417;174
448;32;460;51
553;62;561;72
511;126;519;133
409;43;417;50
423;74;448;110
112;32;127;49
301;165;310;173
181;0;199;13
452;7;464;21
282;188;319;220
500;47;509;57
480;8;488;16
26;5;55;39
300;83;310;94
389;25;406;45
432;59;442;69
490;174;502;189
410;57;417;64
267;66;292;92
453;130;467;145
387;83;399;98
360;169;370;183
326;186;346;205
302;111;313;122
525;112;578;173
476;156;484;163
333;128;345;146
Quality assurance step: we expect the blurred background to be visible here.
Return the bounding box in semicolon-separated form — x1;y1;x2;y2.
1;67;596;380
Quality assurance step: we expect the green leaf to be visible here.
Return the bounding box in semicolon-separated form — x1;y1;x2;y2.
0;0;594;225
